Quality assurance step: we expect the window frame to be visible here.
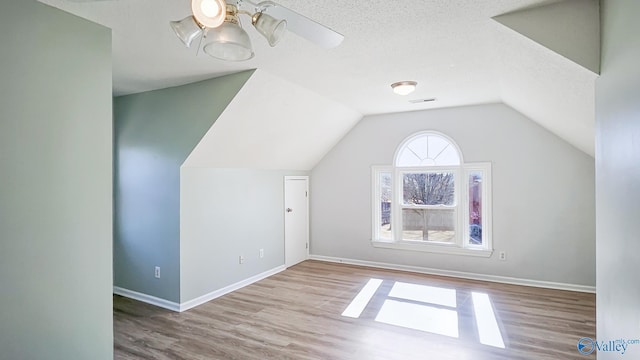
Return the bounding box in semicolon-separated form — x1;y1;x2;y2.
371;131;493;258
463;163;492;251
371;166;393;242
395;166;462;247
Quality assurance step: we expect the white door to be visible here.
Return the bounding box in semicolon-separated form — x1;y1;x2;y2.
284;176;309;267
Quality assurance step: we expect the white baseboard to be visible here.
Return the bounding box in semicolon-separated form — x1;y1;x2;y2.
113;265;287;313
178;265;286;312
113;287;181;312
309;255;595;293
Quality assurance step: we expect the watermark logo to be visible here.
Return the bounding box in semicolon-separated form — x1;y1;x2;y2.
577;337;595;355
578;337;640;355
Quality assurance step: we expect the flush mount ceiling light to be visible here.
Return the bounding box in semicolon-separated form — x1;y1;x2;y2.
170;0;344;62
391;81;418;96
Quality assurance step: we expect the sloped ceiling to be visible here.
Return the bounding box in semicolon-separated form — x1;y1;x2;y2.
492;0;599;155
183;69;361;170
38;0;598;156
493;0;600;74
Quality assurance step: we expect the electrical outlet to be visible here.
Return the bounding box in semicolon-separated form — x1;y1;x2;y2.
239;255;245;264
259;248;264;258
499;251;506;261
154;266;161;279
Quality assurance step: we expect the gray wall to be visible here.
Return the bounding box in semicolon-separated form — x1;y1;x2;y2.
180;168;307;302
311;103;595;286
596;0;640;355
113;71;253;302
0;1;113;358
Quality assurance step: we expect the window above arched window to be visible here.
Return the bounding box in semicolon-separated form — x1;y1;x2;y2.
372;131;493;257
395;132;461;167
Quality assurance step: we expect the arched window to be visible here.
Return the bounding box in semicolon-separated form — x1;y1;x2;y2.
395;132;461;167
372;131;492;256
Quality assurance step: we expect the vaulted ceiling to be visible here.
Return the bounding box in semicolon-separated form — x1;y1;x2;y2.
39;0;598;156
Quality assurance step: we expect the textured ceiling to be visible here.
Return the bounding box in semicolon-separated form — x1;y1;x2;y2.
38;0;598;155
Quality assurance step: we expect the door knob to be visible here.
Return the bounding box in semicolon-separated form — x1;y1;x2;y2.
286;208;293;213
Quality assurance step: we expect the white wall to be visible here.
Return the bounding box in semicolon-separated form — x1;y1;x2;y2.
113;72;253;304
183;69;362;170
596;0;640;356
116;68;359;308
0;1;113;358
311;103;595;286
180;168;306;303
179;69;360;304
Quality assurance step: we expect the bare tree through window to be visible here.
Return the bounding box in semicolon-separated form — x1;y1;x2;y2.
402;172;455;206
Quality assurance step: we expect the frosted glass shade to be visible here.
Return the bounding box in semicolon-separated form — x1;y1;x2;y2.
252;12;287;47
391;81;417;96
203;22;254;61
170;16;203;48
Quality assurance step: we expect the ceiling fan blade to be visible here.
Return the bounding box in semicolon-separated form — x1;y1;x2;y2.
258;1;344;49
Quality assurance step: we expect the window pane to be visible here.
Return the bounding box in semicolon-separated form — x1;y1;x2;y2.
397;147;422;167
379;172;392;240
402;208;456;242
469;172;482;245
396;134;460;167
402;172;455;206
436;145;461;166
427;136;449;162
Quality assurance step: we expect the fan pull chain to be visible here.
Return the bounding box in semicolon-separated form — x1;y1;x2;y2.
196;28;208;56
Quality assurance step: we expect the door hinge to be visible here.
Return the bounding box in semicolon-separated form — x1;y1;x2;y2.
306;243;309;249
305;191;308;198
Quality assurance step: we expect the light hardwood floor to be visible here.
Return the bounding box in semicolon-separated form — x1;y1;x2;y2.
114;260;595;359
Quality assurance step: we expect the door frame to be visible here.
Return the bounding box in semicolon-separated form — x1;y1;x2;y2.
284;175;309;267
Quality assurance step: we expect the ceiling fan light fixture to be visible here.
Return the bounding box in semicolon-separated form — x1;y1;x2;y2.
171;0;343;61
391;81;417;96
170;16;204;48
203;21;255;61
252;12;287;47
191;0;226;28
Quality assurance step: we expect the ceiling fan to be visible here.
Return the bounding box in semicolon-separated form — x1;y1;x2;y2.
170;0;344;61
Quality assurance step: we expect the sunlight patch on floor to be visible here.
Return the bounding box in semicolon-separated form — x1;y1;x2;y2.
375;299;459;338
388;282;457;308
472;292;505;348
341;278;506;348
341;278;383;318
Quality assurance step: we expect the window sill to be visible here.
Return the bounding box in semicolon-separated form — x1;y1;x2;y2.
371;239;493;257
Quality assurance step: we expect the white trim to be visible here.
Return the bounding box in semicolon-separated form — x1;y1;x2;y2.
309;255;595;293
371;165;393;242
179;265;286;312
113;265;287;312
463;162;492;250
372;161;494;255
393;131;464;166
113;287;181;312
396;168;463;246
371;239;493;257
283;175;309;181
377;131;495;255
